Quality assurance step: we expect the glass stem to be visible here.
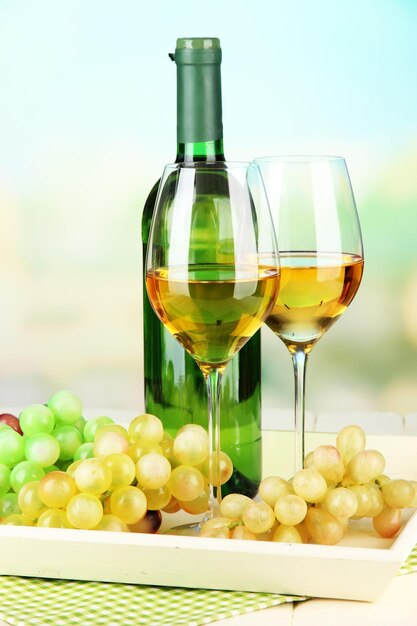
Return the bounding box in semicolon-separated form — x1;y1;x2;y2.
291;349;308;474
203;367;223;517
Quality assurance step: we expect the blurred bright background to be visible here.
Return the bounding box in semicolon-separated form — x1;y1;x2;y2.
0;0;416;416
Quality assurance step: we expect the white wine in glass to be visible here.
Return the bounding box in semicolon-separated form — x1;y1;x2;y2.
255;156;364;473
145;161;280;530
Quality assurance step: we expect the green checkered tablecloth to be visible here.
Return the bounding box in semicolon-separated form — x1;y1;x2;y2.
0;544;415;626
0;579;303;626
398;541;417;575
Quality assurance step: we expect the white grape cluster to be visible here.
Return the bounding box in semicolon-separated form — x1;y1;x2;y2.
0;393;233;531
200;425;417;544
2;397;416;544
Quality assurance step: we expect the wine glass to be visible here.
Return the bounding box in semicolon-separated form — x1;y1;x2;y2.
255;156;364;474
145;161;280;525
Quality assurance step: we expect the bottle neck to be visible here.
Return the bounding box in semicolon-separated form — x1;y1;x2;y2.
176;139;225;163
175;51;224;163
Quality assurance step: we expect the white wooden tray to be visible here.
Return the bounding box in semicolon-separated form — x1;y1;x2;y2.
0;510;416;601
0;430;416;601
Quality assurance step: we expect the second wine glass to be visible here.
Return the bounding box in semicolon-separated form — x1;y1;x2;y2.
255;156;364;474
145;161;280;522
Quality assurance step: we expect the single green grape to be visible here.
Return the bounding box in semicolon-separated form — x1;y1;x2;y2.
47;390;83;425
1;513;33;526
73;442;95;461
312;445;344;483
382;479;415;509
142;485;172;510
18;481;46;520
305;507;345;545
10;461;45;493
135;452;171;490
336;424;366;465
73;458;112;495
258;476;293;508
0;492;21;517
367;484;385;517
52;425;83;460
19;404;55;436
93;431;129;457
66;460;82;478
173;429;209;466
324;487;358;519
169;465;205;502
93;514;129;532
128;439;162;463
348;484;373;517
292;468;327;503
66;493;103;529
25;433;61;467
38;471;78;508
0;430;25;467
200;517;231;539
346;450;385;485
0;463;11;497
230;526;257;541
37;508;73;528
207;451;233;486
73;415;86;435
128;414;164;443
219;493;252;519
83;416;114;443
95;424;129;440
179;483;210;515
272;525;303;543
242;501;275;534
109;486;147;524
159;433;176;467
177;423;208;438
104;453;136;489
274;495;307;526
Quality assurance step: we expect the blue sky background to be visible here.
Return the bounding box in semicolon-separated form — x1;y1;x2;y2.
0;0;416;414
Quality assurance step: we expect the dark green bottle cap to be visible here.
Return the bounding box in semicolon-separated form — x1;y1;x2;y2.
172;37;222;64
171;37;223;145
176;37;220;49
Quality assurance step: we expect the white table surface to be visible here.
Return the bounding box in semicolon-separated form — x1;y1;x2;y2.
216;572;417;625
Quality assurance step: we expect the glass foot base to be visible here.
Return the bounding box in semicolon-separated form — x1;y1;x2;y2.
162;522;202;537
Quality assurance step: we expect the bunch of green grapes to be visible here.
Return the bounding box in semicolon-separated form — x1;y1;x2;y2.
200;425;417;544
0;391;234;532
2;398;415;544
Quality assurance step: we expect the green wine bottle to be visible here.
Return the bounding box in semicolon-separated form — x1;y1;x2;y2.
141;37;261;498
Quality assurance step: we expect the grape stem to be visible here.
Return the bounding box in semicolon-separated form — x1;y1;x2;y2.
203;367;223;517
227;519;242;530
292;348;308;474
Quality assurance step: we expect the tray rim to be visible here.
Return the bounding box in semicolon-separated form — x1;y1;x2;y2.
1;507;416;565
